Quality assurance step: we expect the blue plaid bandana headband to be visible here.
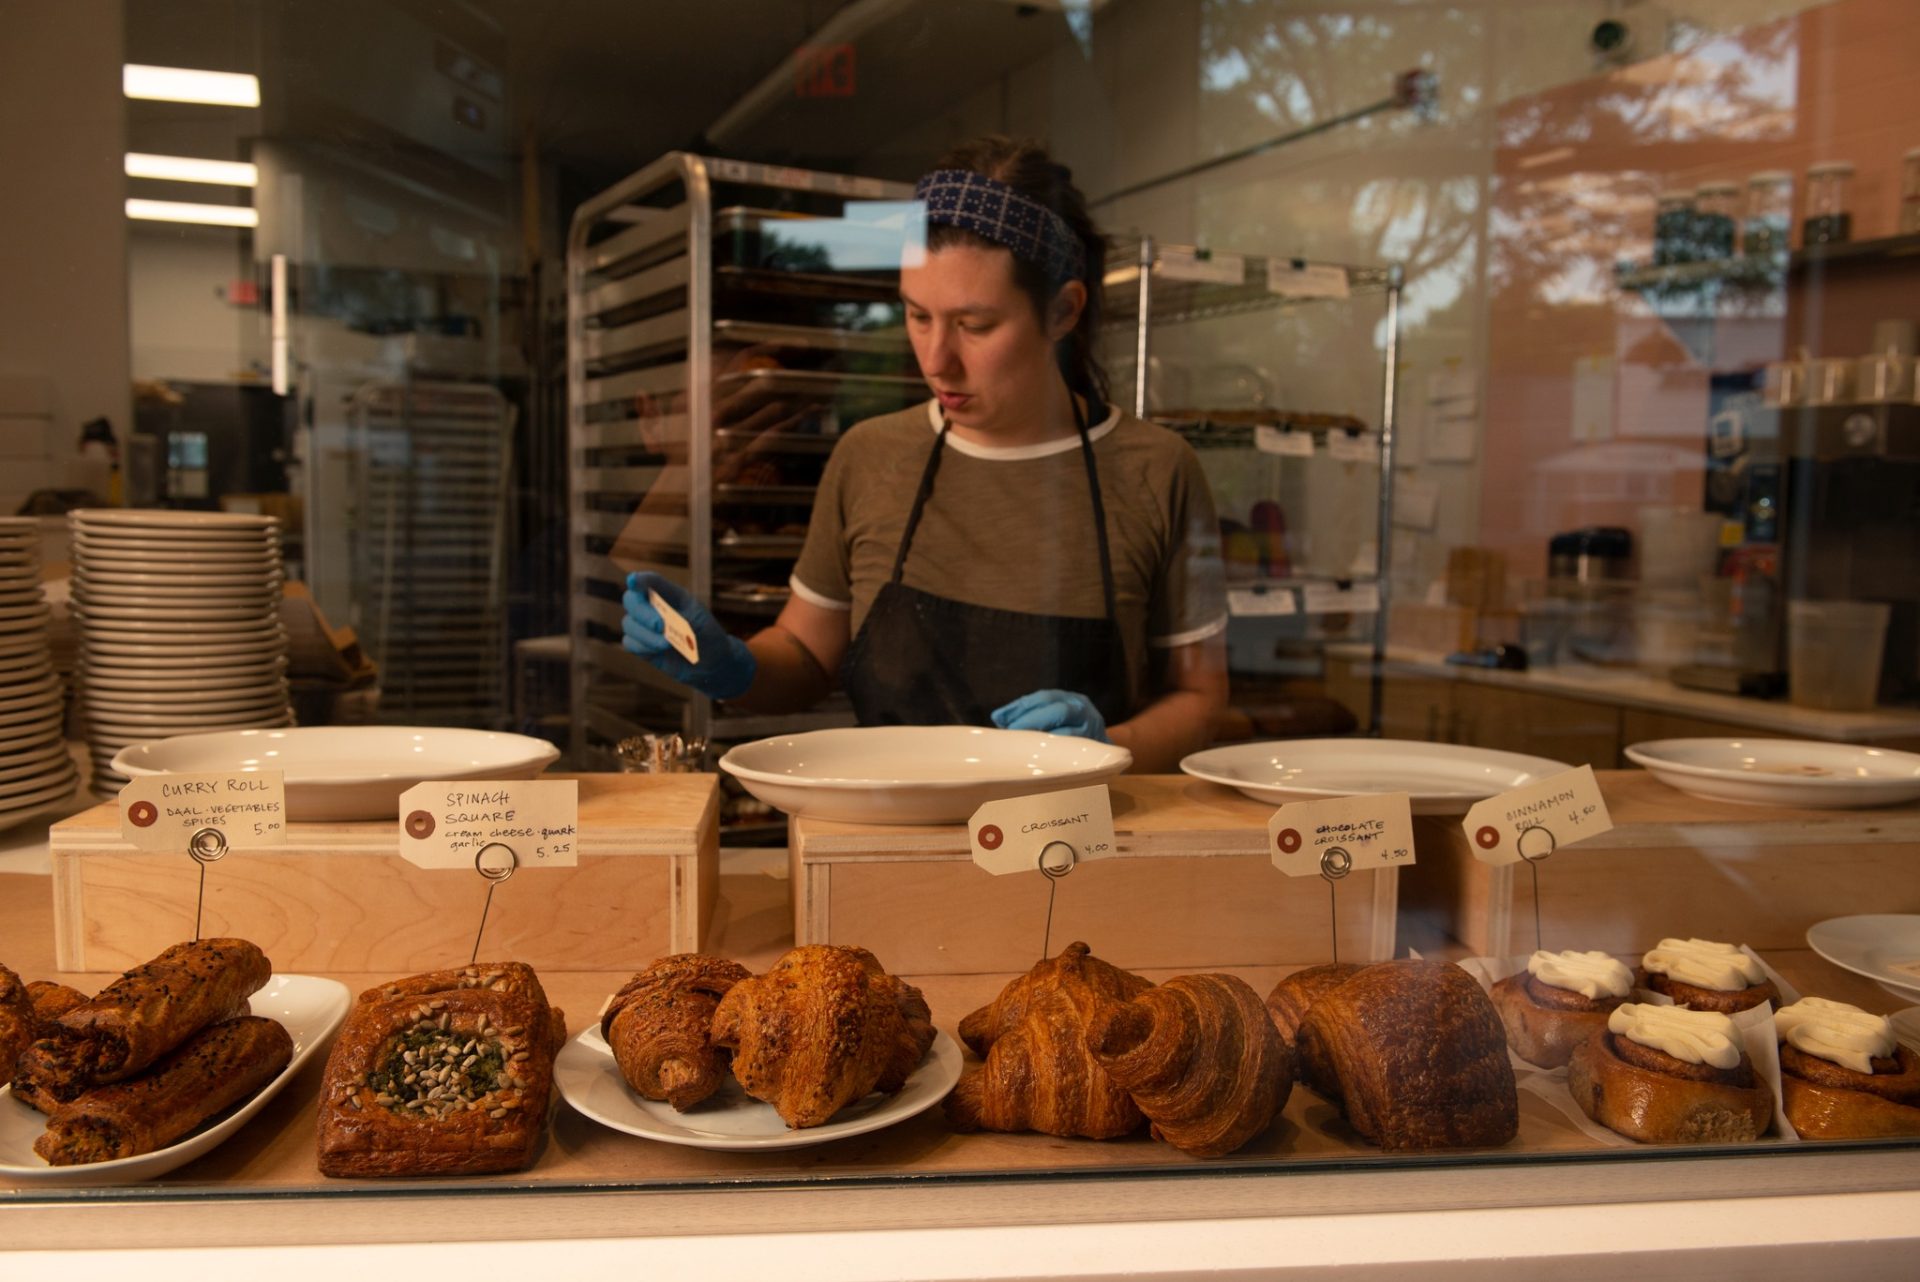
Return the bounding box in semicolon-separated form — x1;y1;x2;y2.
912;168;1087;287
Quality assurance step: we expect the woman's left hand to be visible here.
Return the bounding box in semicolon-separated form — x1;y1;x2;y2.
989;689;1109;741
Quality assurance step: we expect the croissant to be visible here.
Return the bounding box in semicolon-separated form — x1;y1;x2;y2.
708;945;933;1129
1297;960;1518;1151
946;942;1152;1140
1088;973;1293;1157
601;954;752;1111
1567;1025;1771;1144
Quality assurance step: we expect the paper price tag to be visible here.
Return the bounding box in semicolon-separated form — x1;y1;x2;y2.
969;784;1116;877
120;772;288;850
1301;582;1380;615
398;780;580;871
1462;765;1613;867
1157;248;1246;286
1228;587;1298;617
1254;426;1316;458
1269;792;1415;878
1266;261;1350;300
649;588;699;665
1325;431;1378;464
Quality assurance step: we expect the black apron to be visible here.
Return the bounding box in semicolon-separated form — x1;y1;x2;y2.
842;398;1132;728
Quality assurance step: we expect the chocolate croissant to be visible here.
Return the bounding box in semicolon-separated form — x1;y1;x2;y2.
601;954;752;1111
1088;973;1293;1157
709;945;933;1129
1264;963;1360;1082
34;1016;293;1165
946;942;1152;1140
317;966;560;1177
1296;960;1518;1151
13;938;271;1110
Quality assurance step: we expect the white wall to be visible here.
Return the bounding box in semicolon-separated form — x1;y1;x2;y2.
128;226;265;383
0;0;130;512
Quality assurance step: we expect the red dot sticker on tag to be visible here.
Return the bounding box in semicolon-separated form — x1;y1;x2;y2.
128;801;158;828
1476;825;1500;850
978;824;1003;851
406;810;437;840
1276;828;1302;854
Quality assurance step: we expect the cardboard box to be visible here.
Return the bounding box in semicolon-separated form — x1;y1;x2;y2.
790;776;1397;975
48;773;717;973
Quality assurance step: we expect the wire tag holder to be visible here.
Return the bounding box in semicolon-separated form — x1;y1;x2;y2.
1317;845;1353;966
185;827;228;943
1514;824;1557;953
1036;840;1079;961
469;842;519;965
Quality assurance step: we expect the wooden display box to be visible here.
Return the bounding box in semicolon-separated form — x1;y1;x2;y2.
1402;770;1920;957
47;773;718;974
790;776;1397;975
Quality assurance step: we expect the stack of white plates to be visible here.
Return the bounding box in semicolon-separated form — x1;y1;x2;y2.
0;518;79;826
69;510;293;799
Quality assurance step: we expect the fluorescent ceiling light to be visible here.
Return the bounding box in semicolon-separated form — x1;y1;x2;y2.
126;198;258;228
123;64;260;107
125;153;258;187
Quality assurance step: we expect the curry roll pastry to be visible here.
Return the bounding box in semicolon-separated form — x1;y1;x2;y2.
317;965;562;1177
1490;950;1634;1069
947;942;1153;1140
1567;1002;1772;1144
13;938;271;1111
1638;938;1779;1014
34;1016;293;1166
709;945;933;1129
602;954;752;1111
1296;960;1519;1150
1089;972;1293;1157
1775;997;1920;1140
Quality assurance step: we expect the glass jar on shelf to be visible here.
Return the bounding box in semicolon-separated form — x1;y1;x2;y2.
1693;181;1739;260
1653;189;1695;265
1804;161;1854;245
1901;147;1920;235
1742;170;1792;255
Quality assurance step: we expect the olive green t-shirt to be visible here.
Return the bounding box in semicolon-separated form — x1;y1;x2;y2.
791;400;1227;713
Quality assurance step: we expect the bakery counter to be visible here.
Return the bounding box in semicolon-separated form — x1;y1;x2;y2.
5;862;1920;1269
1326;645;1920;763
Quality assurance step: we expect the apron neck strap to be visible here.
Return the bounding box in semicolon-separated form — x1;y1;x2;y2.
893;398;1121;627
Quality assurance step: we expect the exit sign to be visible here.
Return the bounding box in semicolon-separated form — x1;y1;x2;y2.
795;43;856;98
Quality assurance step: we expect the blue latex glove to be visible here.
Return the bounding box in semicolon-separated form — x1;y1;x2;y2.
990;689;1110;742
621;572;757;700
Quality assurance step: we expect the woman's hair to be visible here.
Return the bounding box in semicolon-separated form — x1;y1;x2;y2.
926;136;1110;407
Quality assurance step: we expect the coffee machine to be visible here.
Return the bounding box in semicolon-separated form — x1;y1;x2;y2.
1780;399;1920;702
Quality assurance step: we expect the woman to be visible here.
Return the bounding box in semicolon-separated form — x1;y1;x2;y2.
622;137;1227;772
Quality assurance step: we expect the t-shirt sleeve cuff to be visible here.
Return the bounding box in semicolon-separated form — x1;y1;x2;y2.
1147;613;1227;649
788;575;852;611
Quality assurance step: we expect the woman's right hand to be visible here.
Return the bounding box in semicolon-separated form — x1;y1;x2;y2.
621;572;758;700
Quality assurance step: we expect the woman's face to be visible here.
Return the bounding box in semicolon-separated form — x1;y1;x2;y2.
900;242;1080;440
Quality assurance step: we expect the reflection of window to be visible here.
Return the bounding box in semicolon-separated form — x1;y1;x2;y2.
166;429;209;498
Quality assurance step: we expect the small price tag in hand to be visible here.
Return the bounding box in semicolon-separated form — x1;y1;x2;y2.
969;784;1117;959
1461;764;1614;952
1269;792;1415;964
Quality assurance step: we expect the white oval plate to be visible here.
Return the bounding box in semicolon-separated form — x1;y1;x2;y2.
70;509;278;533
0;770;78;812
0;749;70;786
555;1023;961;1151
0;974;349;1186
720;726;1133;825
78;667;284;693
113;726;563;821
1624;739;1920;809
81;644;282;666
1807;915;1920;1000
1181;739;1573;815
86;690;289;714
73;538;279;560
